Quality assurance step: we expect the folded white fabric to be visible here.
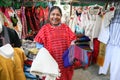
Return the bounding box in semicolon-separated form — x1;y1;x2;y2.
0;44;14;59
30;47;60;80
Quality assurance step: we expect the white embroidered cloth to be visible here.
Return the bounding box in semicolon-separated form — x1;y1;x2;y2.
30;47;60;80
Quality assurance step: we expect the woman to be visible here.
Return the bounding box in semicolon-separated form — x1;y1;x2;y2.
34;6;76;80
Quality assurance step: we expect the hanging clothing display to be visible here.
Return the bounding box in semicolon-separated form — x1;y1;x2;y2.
1;0;120;80
98;7;115;44
16;6;28;39
98;6;120;80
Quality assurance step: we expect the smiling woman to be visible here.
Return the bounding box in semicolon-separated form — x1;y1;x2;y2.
49;6;62;26
34;6;76;80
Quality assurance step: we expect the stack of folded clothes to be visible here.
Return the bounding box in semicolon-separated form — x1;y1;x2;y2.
74;35;93;69
75;35;91;51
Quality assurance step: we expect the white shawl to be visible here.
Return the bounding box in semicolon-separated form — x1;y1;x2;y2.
30;47;60;80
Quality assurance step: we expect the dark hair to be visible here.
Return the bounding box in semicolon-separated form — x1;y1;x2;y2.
49;6;62;17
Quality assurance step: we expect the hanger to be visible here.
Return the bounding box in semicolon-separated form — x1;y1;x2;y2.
89;4;103;9
94;4;103;9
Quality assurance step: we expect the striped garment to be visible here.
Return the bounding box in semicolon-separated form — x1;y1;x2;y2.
62;45;89;68
34;23;76;80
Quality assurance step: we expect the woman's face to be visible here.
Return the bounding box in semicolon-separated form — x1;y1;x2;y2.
49;9;61;26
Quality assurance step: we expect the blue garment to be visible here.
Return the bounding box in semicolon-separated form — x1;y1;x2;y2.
24;72;37;79
75;25;84;34
36;42;43;49
24;65;37;79
79;36;90;42
24;65;31;72
62;47;73;67
83;50;88;65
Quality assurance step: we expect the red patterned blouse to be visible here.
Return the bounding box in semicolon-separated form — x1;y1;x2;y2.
34;23;76;80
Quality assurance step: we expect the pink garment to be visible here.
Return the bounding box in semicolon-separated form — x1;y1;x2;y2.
20;6;28;38
3;7;12;22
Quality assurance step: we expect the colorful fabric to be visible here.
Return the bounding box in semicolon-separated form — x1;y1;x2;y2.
62;45;89;68
34;23;76;80
33;6;44;32
62;47;71;67
25;7;35;32
20;6;28;39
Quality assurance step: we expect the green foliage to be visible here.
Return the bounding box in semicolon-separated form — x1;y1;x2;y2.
0;0;13;7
